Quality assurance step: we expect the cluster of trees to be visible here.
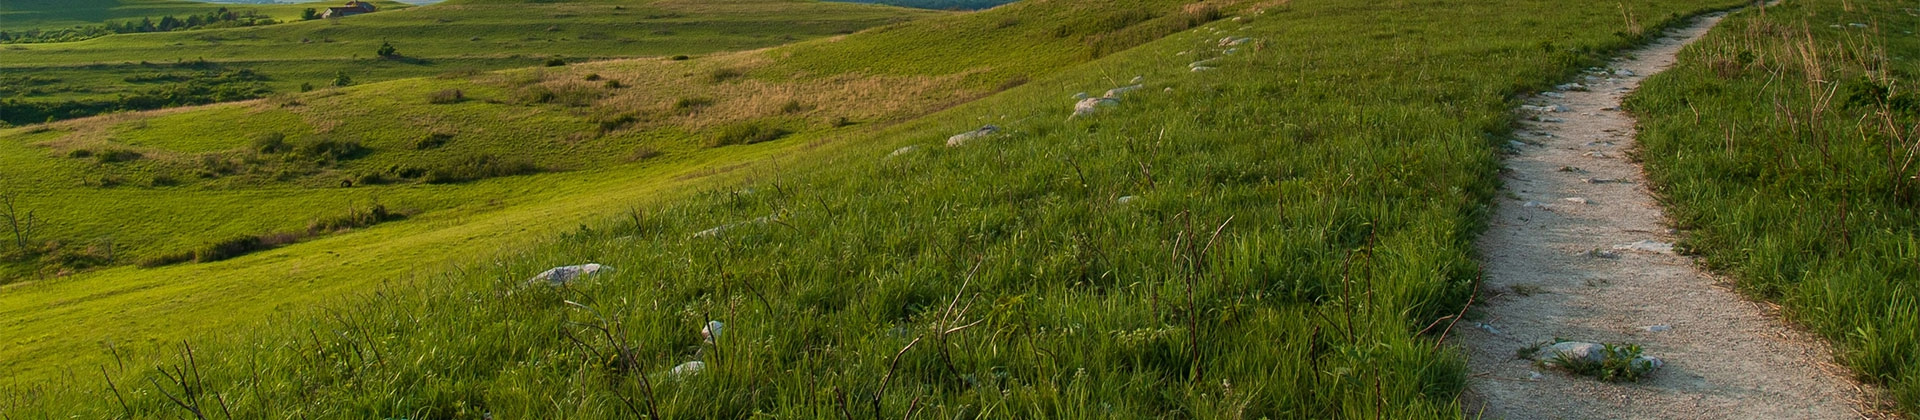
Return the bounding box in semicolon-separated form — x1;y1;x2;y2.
833;0;1015;10
0;7;277;44
0;67;271;126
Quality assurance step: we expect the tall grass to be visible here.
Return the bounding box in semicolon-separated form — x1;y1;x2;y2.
1631;0;1920;414
1;0;1744;417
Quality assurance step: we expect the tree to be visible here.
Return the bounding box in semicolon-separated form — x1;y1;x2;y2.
375;41;397;58
2;193;41;250
302;8;318;20
331;71;352;87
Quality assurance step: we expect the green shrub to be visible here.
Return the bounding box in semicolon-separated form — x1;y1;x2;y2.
293;137;367;162
92;149;142;164
308;204;398;233
426;89;465;104
136;251;193;268
708;121;790;147
544;57;567;67
193;236;264;263
415;132;453;150
421;154;540;184
707;67;746;83
251;132;289;153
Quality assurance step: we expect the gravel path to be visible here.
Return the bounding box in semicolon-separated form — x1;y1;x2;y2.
1456;10;1887;419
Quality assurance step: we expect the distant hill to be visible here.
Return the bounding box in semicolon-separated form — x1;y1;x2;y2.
828;0;1014;11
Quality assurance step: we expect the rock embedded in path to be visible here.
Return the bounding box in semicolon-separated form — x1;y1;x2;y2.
1612;240;1674;254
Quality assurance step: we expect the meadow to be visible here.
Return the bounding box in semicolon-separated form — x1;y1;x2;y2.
0;0;1760;417
1631;0;1920;411
0;0;935;124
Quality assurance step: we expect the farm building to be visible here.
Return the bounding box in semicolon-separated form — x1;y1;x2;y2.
320;1;376;18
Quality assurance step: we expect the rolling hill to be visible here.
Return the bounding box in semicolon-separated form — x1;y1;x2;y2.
2;0;1832;417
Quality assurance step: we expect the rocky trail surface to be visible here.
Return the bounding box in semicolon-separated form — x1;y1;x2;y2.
1456;9;1889;419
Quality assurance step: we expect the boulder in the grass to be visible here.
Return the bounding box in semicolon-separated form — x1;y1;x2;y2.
528;263;608;286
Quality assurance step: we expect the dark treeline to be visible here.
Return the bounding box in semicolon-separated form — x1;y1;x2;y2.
0;60;272;126
0;7;278;44
829;0;1017;11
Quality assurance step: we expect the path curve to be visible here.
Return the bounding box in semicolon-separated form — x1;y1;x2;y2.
1457;10;1885;419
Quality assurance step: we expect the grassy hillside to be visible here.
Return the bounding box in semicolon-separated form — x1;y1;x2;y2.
0;0;935;124
1631;0;1919;413
0;0;1238;377
1;0;1747;416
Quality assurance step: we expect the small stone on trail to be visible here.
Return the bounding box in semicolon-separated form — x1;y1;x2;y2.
1563;197;1591;205
1558;166;1585;173
1613;69;1637;77
1643;325;1672;333
1579;249;1621;259
1478;322;1502;335
1523;201;1545;208
1555;83;1588;91
528;263;608;286
1583;151;1611;158
946;125;1000;146
1071;97;1120;118
1551;104;1572;112
1613;240;1674;254
1540;91;1566;99
1533;116;1566;123
1529;370;1545;381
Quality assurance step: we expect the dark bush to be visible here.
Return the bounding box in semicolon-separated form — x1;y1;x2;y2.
66;149;93;159
674;97;714;114
628;145;662;161
137;250;194;268
670;55;690;61
193;236;264;263
421;154;541;184
597;113;639;133
544;57;567;67
707;68;745;83
93;149;143;164
426;89;465;104
709;121;791;147
415;132;453;150
294;137;367;162
308;204;398;233
252;132;290;153
583;74;602;81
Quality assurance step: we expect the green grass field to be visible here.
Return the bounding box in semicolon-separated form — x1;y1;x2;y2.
0;0;1761;416
1631;0;1919;412
0;0;936;124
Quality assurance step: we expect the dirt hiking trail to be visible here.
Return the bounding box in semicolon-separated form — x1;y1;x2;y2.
1456;10;1888;419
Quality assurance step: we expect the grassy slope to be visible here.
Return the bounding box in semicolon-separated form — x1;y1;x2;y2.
0;0;933;113
0;0;940;281
2;0;1747;417
0;0;1227;383
1631;0;1920;413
